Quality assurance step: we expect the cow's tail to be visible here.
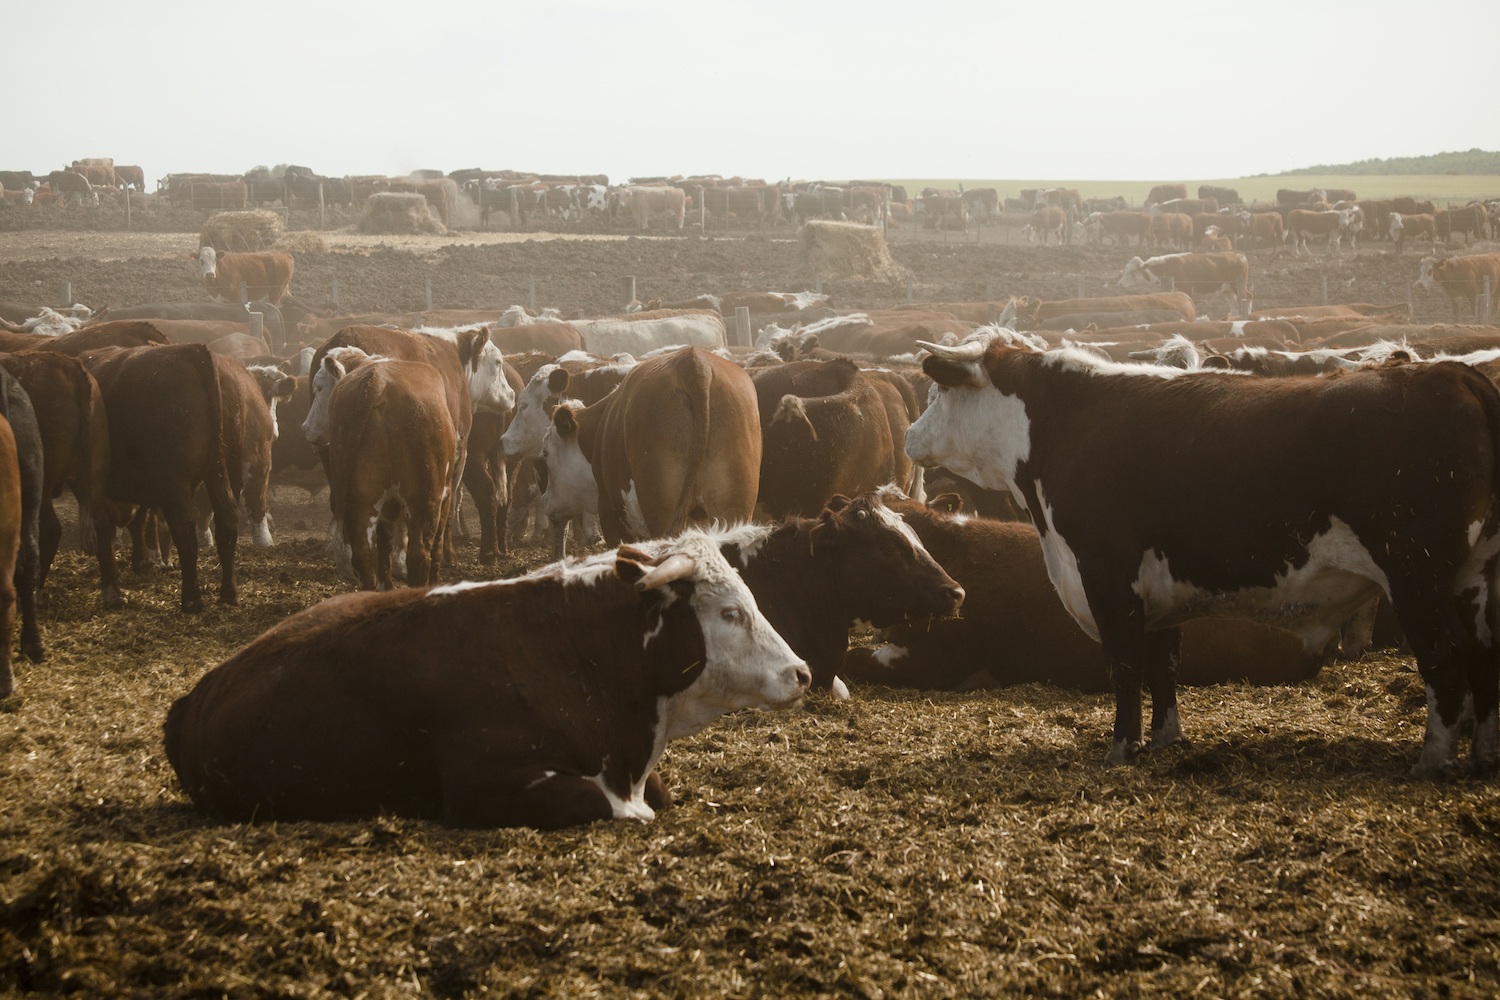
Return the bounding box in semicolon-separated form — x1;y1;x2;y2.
191;345;234;525
665;351;714;537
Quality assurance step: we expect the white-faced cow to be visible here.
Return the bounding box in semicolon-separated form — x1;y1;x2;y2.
905;329;1500;778
162;530;810;829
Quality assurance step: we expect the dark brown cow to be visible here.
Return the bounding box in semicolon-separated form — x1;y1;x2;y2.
0;353;117;609
842;491;1339;692
1436;205;1487;245
191;248;295;305
0;415;19;697
1144;183;1187;207
906;329;1500;777
750;359;909;519
163;531;811;828
84;344;240;612
190;181;248;211
0;368;43;668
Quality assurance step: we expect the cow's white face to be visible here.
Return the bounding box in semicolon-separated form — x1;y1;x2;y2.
1118;258;1154;289
905;358;1032;496
500;366;556;460
1389;213;1404;238
302;355;345;445
195;245;218;278
655;532;810;737
469;339;514;415
1416;258;1437;290
539;408;599;523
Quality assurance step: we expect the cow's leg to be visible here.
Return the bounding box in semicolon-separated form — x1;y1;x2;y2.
407;498;440;588
205;482;238;607
1089;587;1149;765
245;459;273;549
158;491;203;613
1395;596;1477;779
90;495;122;609
1143;626;1186;747
37;500;61;598
14;513;41;663
463;460;497;565
374;518;396;591
348;509;378;591
0;556;14;698
441;765;615;830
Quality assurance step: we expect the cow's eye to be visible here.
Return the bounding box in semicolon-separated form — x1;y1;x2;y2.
721;607;745;625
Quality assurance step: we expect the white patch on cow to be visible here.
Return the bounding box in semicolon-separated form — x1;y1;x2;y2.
327;519;355;580
585;769;655;822
500;367;562;461
539;408;600;525
873;643;908;667
714;522;773;567
428;579;500;597
905;374;1032;498
1042;345;1194;380
1413;685;1463;778
830;676;850;700
1129;517;1389;651
872;503;926;560
1152;706;1183;745
252;515;274;549
1230;321;1247;336
1034;484;1099;641
197;523;213;546
619;483;647;539
195;245;218;278
524;769;558;790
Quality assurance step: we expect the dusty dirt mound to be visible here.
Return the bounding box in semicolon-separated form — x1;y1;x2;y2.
800;220;907;282
198;210;285;253
358;192;446;236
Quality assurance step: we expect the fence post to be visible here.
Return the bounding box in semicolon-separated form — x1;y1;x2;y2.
249;310;265;345
332;280;341;310
425;279;433;312
621;275;636;307
1321;274;1328;305
56;282;72;307
124;187;131;230
318;182;326;231
239;281;248;304
509;187;520;231
1484;276;1492;325
1165;276;1175;293
528;275;537;313
1407;281;1415;321
733;306;751;349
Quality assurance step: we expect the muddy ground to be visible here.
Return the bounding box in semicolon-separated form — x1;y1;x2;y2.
1;228;1499;998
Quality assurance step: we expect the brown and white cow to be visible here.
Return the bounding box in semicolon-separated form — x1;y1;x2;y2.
541;347;761;548
1083;211;1152;246
751;359;911;519
621;185;687;230
163;530;811;828
1390;212;1437;253
905;329;1500;777
1416;254;1500;322
84;344;241;612
1022;206;1067;245
191;248;295;305
319;357;457;589
1240;210;1286;250
843;490;1340;693
1118;252;1250;308
1286;208;1354;255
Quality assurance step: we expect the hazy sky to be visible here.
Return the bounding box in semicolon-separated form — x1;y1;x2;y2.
10;0;1494;185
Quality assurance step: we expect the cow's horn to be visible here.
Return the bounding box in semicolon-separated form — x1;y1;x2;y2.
635;553;697;591
917;339;986;362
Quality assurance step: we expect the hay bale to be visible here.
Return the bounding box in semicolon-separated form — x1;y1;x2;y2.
274;230;329;254
200;210;285;253
358;192;446;235
799;220;907;282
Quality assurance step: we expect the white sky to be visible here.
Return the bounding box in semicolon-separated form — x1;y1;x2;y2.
9;0;1495;185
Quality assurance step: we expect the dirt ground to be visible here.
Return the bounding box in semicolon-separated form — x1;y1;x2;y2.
1;227;1499;998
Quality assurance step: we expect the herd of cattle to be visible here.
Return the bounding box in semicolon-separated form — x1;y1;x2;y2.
3;238;1500;829
8;161;1498;252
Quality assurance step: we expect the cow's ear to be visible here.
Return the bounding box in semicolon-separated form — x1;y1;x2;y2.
930;493;964;514
271;375;297;401
552;405;578;439
922;354;983;389
189;250;199;261
614;545;651;587
547;366;571;395
322;355;344;379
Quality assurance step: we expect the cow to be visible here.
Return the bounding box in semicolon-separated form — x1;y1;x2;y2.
0;352;118;610
86;301;286;349
46;170;95;207
213;356;280;550
569;309;726;356
1147;211;1193;249
1117;252;1250;307
540;347;760;550
163;530;811;828
1436;205;1488;245
0;369;43;670
1084;211;1152;246
1390;212;1437;253
318;357;457;589
1198;185;1240;206
1200;226;1233;251
1144;184;1187;208
1286;208;1353;255
459;360;526;565
621;185;686;230
0;411;19;698
1416;255;1500;322
83;344;240;612
1241;210;1286;249
905;328;1500;778
1022;206;1067;245
750;359;911;519
191;248;294;306
190;181;248;211
843;489;1341;692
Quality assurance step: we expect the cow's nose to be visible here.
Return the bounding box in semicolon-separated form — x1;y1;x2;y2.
946;584;966;607
792;663;812;689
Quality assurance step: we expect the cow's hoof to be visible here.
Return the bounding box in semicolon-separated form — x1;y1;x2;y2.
1410;758;1462;781
182;598;204;614
101;587;124;611
1467;756;1498;779
218;592;239;607
21;642;43;665
1104;739;1144;766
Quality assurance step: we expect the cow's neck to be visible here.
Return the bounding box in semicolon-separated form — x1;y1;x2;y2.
731;520;856;675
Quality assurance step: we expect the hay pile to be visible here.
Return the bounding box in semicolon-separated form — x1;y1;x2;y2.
800;220;907;282
273;230;329;253
199;210;285;252
358;192;446;235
